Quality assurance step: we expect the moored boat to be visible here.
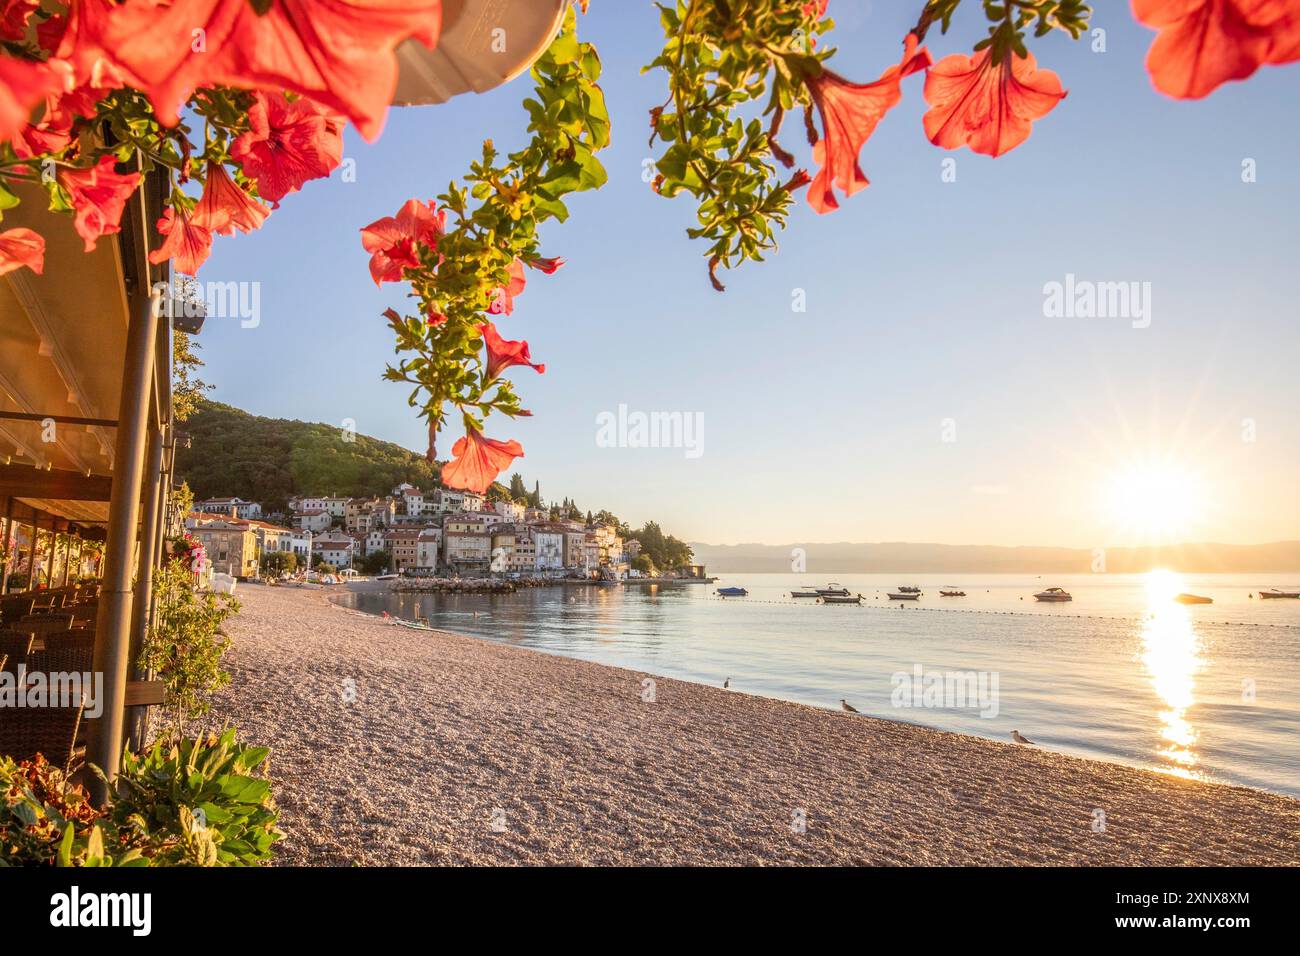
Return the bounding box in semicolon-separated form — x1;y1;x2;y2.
897;585;922;594
1259;588;1300;599
939;589;966;597
815;583;850;596
1174;593;1213;604
790;588;820;598
820;593;863;605
716;586;748;597
1034;587;1072;602
887;592;920;601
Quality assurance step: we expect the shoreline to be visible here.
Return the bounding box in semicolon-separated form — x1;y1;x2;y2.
204;584;1300;866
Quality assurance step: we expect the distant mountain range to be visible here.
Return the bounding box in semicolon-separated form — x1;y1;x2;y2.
688;540;1300;574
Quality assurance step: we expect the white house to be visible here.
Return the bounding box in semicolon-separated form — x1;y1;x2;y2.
294;510;331;533
196;496;262;519
416;528;442;569
533;526;565;571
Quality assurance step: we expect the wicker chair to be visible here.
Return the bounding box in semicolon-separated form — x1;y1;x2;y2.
0;595;34;626
0;631;34;673
0;700;84;772
16;615;73;633
29;632;96;675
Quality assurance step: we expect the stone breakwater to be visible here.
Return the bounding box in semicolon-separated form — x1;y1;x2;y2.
388;576;556;594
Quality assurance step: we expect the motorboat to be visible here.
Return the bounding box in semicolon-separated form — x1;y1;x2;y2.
790;588;821;598
939;589;966;597
815;583;850;596
1034;587;1072;602
716;586;748;597
1174;593;1213;604
1259;589;1300;599
820;593;863;605
887;592;920;601
897;585;922;594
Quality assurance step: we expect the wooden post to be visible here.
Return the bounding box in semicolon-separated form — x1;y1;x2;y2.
88;278;160;803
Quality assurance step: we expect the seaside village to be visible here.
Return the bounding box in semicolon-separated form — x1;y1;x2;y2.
186;485;649;584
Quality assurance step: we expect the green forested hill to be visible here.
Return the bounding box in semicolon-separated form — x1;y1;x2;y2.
175;400;439;512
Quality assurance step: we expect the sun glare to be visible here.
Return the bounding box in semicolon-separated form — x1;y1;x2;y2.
1103;460;1208;543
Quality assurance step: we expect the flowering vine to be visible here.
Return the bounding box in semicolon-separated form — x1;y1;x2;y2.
0;0;441;278
646;0;1300;288
361;6;609;493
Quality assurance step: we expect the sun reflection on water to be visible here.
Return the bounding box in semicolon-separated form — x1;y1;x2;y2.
1139;570;1205;781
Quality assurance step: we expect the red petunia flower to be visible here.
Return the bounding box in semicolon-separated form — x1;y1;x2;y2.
488;258;527;315
149;206;213;276
193;161;271;235
360;198;444;285
1132;0;1300;100
0;55;64;143
54;0;442;141
441;427;524;495
229;91;343;205
0;1;39;42
525;255;565;274
0;226;44;277
923;46;1066;158
58;155;142;252
806;33;931;214
478;322;545;380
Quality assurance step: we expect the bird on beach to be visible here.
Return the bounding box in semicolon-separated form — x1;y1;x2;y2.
840;699;859;713
723;678;730;689
1011;730;1035;745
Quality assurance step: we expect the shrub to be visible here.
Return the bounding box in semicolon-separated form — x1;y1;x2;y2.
0;731;281;867
139;559;241;737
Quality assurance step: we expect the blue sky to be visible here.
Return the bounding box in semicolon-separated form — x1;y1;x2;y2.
193;2;1300;548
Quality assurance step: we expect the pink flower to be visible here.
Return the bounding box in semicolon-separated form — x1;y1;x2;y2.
149;206;213;276
525;255;565;274
479;322;545;380
58;155;142;252
53;0;442;140
441;428;524;495
229;91;343;205
488;258;527;315
0;226;44;277
193;161;271;235
805;33;931;213
922;46;1066;158
359;198;445;285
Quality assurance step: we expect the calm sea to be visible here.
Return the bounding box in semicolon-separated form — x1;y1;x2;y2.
339;572;1300;797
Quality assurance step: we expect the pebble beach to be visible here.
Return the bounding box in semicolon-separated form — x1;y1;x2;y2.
203;584;1300;866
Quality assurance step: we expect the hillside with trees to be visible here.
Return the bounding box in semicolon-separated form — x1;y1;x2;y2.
176;401;695;570
176;400;440;512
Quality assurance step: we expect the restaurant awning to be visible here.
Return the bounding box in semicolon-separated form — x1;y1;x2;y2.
393;0;568;105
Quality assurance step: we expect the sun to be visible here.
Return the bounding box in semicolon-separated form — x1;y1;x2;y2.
1102;460;1208;544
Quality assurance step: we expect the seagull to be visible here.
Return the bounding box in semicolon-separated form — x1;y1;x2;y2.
723;678;730;689
1011;730;1035;745
840;699;859;713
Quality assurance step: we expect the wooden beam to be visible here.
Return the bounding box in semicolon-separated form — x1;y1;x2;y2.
125;679;165;707
0;463;112;501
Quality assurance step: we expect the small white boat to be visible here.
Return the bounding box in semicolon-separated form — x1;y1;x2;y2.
820;593;863;605
887;592;920;601
1034;587;1072;602
815;583;850;596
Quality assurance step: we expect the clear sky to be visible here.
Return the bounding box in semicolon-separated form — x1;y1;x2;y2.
193;2;1300;549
